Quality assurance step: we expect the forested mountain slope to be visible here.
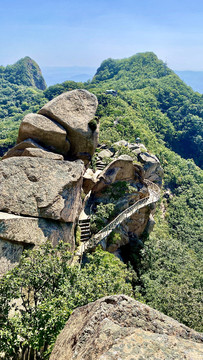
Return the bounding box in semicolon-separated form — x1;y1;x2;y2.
0;57;46;90
0;57;47;156
0;53;202;332
90;52;203;168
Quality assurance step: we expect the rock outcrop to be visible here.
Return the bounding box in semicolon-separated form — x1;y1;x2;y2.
0;90;99;276
20;147;64;160
2;138;46;159
39;89;99;163
138;152;164;186
50;295;203;360
0;212;74;275
83;149;160;255
3;89;99;164
17;113;70;155
0;157;83;222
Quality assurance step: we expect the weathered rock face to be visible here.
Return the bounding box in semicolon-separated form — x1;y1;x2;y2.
17;113;70;155
0;90;99;276
0;240;24;277
50;295;203;360
21;147;64;160
0;157;84;222
0;212;74;246
138;152;164;186
83;168;98;194
92;155;139;196
0;212;75;276
39;89;99;162
2;138;44;159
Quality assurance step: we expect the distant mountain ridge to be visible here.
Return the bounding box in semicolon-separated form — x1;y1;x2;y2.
41;65;203;94
41;66;97;86
0;56;46;90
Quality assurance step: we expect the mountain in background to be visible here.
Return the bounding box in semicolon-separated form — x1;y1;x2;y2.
41;66;97;86
0;52;202;334
0;56;46;90
89;52;203;168
41;65;203;94
0;57;47;155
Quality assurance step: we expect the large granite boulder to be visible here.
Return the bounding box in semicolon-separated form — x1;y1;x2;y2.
50;295;203;360
0;212;75;276
38;89;99;163
0;157;84;222
17;113;70;155
138;152;164;186
92;155;136;195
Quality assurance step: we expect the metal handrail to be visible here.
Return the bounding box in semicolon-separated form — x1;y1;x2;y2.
77;180;160;253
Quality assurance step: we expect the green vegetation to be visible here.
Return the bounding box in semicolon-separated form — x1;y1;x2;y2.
0;57;47;156
75;225;81;246
0;52;202;342
88;118;97;132
0;57;46;90
139;210;203;332
90;202;116;233
0;242;135;359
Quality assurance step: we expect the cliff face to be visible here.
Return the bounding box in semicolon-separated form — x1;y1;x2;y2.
0;89;99;276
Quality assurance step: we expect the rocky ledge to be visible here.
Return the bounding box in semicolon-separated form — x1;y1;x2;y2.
50;294;203;360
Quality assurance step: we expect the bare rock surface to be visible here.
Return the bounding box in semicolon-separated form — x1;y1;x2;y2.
98;149;114;159
17;113;70;155
0;212;74;276
21;147;64;160
0;212;74;246
138;152;164;186
2;138;44;159
0;240;24;276
50;295;203;360
0;157;84;222
38;89;99;162
83;168;98;194
92;155;135;195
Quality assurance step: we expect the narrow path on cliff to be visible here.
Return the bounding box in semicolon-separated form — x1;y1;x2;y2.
75;180;161;259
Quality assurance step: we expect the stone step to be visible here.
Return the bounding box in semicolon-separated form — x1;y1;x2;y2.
81;232;91;237
79;224;90;229
79;218;91;242
81;236;90;242
79;219;90;223
96;164;106;170
81;229;90;234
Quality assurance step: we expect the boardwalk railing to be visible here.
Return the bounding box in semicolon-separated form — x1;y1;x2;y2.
74;180;160;258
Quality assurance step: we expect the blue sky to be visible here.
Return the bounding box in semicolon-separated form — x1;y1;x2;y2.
0;0;203;70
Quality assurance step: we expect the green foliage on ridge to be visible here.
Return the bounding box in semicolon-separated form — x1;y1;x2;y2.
0;52;202;336
0;57;46;90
